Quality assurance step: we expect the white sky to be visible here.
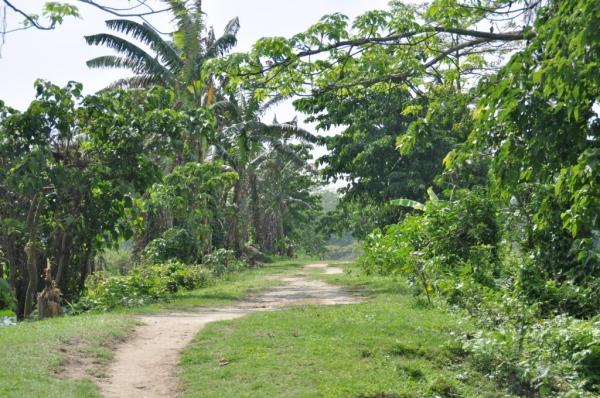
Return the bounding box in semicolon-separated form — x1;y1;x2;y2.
0;0;391;110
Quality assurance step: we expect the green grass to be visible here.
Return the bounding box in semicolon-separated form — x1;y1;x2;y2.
149;258;309;312
0;314;136;398
0;260;510;397
179;266;509;398
0;259;309;397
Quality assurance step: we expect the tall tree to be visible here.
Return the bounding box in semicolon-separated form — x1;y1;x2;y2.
0;82;193;319
84;0;239;99
210;91;316;254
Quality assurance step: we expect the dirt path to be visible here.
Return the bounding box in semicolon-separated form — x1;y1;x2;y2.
97;263;361;398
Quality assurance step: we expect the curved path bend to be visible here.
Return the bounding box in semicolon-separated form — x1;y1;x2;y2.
96;263;361;398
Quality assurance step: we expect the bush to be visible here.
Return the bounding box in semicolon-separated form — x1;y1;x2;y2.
202;248;247;277
358;187;600;396
142;228;201;265
95;246;133;274
71;260;211;313
359;189;500;304
465;313;600;396
0;278;14;311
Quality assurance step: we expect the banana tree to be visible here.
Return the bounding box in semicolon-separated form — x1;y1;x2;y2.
210;91;316;254
85;0;240;161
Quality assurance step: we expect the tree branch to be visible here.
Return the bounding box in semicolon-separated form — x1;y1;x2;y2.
3;0;56;30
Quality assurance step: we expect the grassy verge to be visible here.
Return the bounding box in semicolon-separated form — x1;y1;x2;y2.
0;314;136;398
180;264;510;398
0;258;309;398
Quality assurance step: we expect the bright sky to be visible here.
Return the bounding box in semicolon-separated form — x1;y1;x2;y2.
0;0;391;110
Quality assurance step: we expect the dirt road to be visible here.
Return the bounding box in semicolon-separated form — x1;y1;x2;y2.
96;263;361;398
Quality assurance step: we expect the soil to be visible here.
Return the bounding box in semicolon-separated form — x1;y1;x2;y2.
82;263;362;398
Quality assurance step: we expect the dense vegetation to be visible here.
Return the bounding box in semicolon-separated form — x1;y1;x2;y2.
211;0;599;395
0;1;325;321
1;0;599;396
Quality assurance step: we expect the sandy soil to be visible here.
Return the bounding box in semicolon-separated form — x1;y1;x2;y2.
93;263;361;398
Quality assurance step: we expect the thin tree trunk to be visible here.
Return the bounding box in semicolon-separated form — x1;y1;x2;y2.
23;241;39;318
23;195;42;318
232;176;244;255
249;172;262;247
55;229;69;286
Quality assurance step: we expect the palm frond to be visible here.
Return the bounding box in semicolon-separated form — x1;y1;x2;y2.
86;55;131;70
104;19;183;71
165;0;193;40
268;140;312;169
221;122;247;139
205;17;240;58
260;123;318;143
104;76;164;90
258;94;285;116
85;33;172;81
211;100;240;119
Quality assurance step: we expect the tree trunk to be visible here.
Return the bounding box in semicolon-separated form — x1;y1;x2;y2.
249;172;262;248
23;241;39;318
55;229;69;286
23;194;42;319
231;169;247;256
78;245;92;294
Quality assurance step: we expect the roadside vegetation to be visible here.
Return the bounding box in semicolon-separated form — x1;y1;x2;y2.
181;266;507;398
1;1;599;397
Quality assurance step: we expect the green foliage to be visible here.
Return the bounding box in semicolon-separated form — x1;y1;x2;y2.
42;2;80;24
0;81;204;318
72;260;212;313
444;0;600;318
360;187;600;396
389;198;425;211
142;228;202;265
0;278;13;311
360;189;499;304
466;314;600;396
201;249;246;277
96;246;132;275
135;159;237;257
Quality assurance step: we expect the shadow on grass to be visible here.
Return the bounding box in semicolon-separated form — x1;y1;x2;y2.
177;292;241;302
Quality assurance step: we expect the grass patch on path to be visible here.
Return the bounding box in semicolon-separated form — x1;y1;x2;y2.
0;259;309;397
180;265;508;398
154;258;309;312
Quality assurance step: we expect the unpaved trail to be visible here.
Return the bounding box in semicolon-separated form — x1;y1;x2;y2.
96;263;361;398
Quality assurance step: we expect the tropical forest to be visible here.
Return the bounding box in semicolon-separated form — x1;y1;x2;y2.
0;0;599;397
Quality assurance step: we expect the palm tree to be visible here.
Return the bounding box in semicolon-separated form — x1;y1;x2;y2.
85;1;239;162
253;140;319;255
84;0;239;106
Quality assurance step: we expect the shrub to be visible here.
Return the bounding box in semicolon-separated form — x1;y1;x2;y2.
465;313;600;396
202;248;247;277
0;278;14;311
71;260;211;313
142;228;201;265
359;189;500;304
